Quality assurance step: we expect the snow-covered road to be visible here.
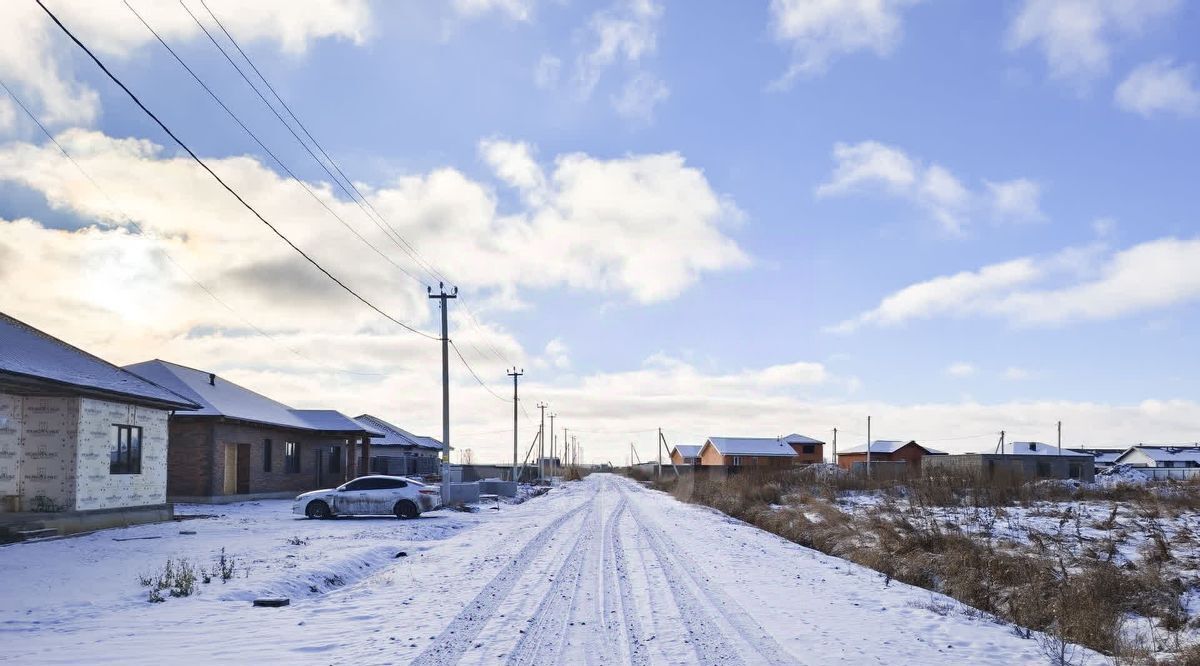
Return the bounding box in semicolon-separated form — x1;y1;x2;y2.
1;474;1068;664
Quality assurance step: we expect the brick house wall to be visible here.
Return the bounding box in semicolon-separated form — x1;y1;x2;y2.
167;418;364;499
837;443;936;471
789;442;824;464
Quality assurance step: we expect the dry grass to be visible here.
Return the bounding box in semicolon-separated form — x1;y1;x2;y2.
631;467;1200;664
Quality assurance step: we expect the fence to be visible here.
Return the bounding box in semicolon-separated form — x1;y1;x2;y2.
1134;467;1200;481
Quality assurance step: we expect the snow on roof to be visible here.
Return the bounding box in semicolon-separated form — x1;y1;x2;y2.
838;440;945;455
0;313;197;409
1003;441;1086;456
1118;445;1200;463
783;433;825;445
704;437;798;457
1071;448;1128;463
353;414;443;450
671;444;702;458
124;360;372;434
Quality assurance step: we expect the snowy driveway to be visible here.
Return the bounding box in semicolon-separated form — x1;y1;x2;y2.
1;474;1063;664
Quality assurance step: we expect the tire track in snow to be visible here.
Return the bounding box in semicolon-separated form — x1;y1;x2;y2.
604;495;649;665
504;494;600;665
412;493;596;666
619;482;798;666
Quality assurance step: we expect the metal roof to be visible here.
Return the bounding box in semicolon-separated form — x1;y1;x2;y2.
1116;445;1200;464
704;437;798;457
124;360;374;434
353;414;443;450
0;313;197;409
783;433;826;445
1002;441;1081;456
671;444;702;458
838;440;946;455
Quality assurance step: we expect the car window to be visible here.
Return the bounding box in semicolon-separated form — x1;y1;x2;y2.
376;479;408;489
341;479;367;491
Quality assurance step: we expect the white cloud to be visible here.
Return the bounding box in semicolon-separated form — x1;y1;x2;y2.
1006;0;1179;85
612;72;669;122
985;178;1047;224
1003;366;1033;381
768;0;920;87
0;0;370;131
533;54;562;89
537;338;571;370
1115;58;1200;117
575;0;662;94
832;236;1200;331
451;0;536;21
816;141;1042;235
946;362;976;378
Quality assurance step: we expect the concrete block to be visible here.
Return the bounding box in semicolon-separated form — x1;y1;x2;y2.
478;480;517;497
443;482;480;505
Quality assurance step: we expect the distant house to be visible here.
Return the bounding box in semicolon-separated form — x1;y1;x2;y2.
124;360;380;502
669;444;702;466
1113;445;1200;469
836;440;946;471
924;441;1095;482
784;434;825;464
0;313;197;532
353;414;443;477
698;437;798;467
1071;447;1127;469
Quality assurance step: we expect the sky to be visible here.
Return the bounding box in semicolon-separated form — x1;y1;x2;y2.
1;0;1199;465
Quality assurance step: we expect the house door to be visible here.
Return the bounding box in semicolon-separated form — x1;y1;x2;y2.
235;443;251;494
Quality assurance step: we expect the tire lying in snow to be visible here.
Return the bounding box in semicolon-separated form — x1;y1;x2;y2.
305;500;331;519
394;499;419;519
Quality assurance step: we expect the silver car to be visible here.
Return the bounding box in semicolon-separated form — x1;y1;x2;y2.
293;475;440;519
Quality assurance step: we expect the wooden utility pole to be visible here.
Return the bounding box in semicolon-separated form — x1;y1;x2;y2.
507;368;523;481
429;283;457;498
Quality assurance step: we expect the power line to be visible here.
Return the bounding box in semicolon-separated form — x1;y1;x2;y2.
0;76;381;377
449;340;508;402
194;0;449;288
125;0;431;290
36;0;439;341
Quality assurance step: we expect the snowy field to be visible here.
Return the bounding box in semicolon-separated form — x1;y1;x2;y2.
1;474;1081;664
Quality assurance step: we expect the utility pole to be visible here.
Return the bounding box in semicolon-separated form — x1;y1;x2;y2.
548;412;556;475
563;427;568;467
429;283;457;499
832;427;837;464
537;402;548;480
657;428;662;479
1057;420;1062;455
866;415;872;478
507;368;523;482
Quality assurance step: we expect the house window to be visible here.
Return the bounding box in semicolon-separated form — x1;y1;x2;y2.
329;446;342;473
110;424;142;475
285;442;300;473
802;445;815;454
1068;462;1082;479
732;456;742;466
263;439;272;472
1036;461;1052;477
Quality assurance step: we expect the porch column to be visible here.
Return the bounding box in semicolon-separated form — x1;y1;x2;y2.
345;437;356;482
360;435;371;475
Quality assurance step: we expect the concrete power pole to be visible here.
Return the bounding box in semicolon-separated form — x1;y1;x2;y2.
866;415;872;478
548;413;556;476
832;427;837;464
507;368;523;481
1057;420;1062;455
429;283;457;499
537;402;548;480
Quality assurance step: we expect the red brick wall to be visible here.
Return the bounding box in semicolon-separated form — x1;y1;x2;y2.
168;418;357;498
789;442;824;464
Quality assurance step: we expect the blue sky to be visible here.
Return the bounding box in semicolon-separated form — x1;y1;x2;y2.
2;0;1199;460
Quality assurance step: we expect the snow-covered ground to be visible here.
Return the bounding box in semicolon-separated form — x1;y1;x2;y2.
1;474;1081;664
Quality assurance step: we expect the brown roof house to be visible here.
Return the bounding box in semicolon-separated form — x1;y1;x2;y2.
836;440;947;473
124;360;380;503
0;313;198;536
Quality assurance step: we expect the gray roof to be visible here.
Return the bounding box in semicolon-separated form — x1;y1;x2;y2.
1003;441;1079;456
704;437;798;457
124;360;374;434
353;414;443;451
783;433;825;445
671;444;702;458
0;313;197;409
838;440;946;455
1116;445;1200;464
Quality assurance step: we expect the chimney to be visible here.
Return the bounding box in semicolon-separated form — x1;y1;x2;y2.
208;373;216;386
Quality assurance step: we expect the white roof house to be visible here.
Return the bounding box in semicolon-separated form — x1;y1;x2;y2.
1000;441;1089;457
838;440;947;455
353;414;443;451
702;437;798;457
1113;445;1200;468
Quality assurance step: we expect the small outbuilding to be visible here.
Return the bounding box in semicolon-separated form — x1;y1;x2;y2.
836;440;946;472
923;441;1095;482
669;444;702;466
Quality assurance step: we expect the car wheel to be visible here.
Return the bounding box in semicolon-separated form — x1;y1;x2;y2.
305;500;331;519
394;500;419;519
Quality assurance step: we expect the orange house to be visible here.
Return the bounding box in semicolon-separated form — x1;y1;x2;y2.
669;444;702;466
836;440;946;471
697;436;798;467
785;434;825;464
